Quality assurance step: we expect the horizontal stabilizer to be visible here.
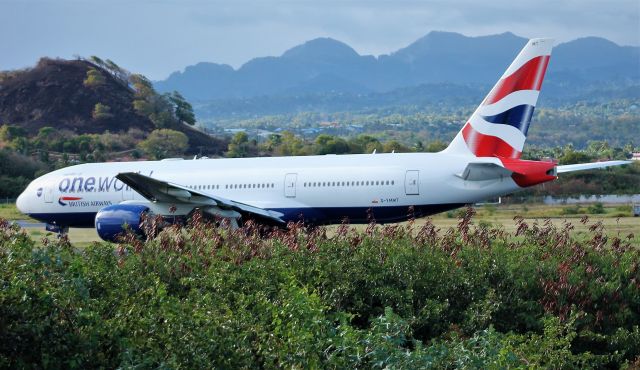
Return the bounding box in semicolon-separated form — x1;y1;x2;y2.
557;160;632;174
457;162;513;181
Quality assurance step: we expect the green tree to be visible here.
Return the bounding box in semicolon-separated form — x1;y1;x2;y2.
0;125;27;142
349;135;382;154
262;134;283;153
130;74;155;99
314;134;349;155
276;131;309;156
226;132;251;158
149;110;176;129
33;127;59;151
425;140;447;153
559;145;591;164
92;103;113;120
138;129;189;160
167;91;196;125
89;55;105;67
104;59;129;84
383;140;410;153
132;99;154;117
83;68;106;88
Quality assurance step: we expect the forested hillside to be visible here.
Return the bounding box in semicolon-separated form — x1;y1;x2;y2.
0;57;226;154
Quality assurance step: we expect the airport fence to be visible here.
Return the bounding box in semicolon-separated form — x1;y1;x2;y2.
1;198;16;205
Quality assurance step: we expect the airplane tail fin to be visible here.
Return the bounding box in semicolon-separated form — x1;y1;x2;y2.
444;38;554;158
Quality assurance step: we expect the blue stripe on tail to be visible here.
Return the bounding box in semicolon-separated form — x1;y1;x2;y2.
481;104;535;136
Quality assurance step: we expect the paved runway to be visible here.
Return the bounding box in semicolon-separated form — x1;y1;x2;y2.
13;220;45;228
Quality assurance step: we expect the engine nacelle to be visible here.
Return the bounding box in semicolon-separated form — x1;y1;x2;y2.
95;204;150;242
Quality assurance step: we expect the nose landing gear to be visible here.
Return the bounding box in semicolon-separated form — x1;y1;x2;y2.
45;223;69;237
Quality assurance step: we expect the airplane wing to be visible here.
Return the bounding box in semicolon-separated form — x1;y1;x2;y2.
556;160;632;174
115;172;285;224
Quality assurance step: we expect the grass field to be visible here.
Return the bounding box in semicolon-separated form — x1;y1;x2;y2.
430;205;640;245
0;203;34;221
2;202;638;246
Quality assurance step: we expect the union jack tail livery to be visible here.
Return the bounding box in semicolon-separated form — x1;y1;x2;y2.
446;38;554;158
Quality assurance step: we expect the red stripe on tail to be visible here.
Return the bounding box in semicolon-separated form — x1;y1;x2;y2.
461;123;522;158
483;55;550;105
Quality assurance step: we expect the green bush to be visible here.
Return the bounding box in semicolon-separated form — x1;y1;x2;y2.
587;202;605;214
0;211;638;368
561;204;583;215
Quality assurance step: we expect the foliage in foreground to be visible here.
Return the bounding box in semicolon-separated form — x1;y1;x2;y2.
0;210;639;369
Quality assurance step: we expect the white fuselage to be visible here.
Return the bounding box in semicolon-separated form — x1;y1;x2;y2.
17;152;522;227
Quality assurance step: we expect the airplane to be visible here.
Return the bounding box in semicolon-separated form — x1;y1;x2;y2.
16;38;631;242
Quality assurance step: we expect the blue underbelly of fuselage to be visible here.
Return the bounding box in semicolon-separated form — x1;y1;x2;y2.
27;203;465;228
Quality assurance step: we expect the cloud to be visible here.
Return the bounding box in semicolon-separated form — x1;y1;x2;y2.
0;0;638;79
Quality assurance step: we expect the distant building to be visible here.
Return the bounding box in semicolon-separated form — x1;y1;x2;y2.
632;152;640;161
319;121;339;128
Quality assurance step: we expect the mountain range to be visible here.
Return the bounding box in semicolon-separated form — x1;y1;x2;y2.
154;31;640;102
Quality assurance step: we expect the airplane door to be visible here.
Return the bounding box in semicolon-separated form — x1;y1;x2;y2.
43;187;53;203
284;173;297;198
405;170;419;195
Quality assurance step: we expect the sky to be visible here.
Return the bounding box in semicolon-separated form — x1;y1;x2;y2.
1;0;639;80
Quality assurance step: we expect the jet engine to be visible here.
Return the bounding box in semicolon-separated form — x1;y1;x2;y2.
95;204;150;242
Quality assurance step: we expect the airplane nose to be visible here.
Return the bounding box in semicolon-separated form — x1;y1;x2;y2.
16;190;28;214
